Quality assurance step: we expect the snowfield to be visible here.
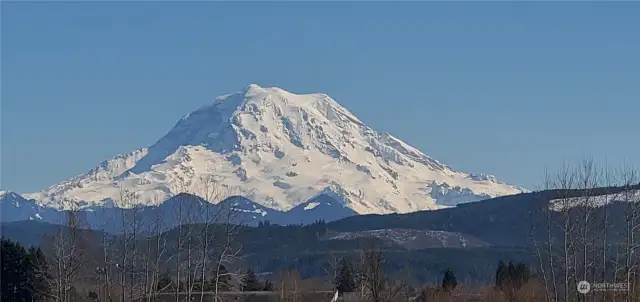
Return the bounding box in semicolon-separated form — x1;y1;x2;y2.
24;84;526;214
325;229;491;249
549;189;640;211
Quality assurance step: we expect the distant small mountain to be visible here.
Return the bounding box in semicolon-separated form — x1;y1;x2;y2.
0;191;57;222
0;220;113;249
0;191;357;233
284;193;358;225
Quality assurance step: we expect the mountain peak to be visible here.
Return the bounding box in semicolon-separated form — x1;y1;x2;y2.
25;85;526;212
244;83;266;94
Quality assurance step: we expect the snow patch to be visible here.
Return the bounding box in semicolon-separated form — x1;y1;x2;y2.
550;190;640;211
304;202;321;210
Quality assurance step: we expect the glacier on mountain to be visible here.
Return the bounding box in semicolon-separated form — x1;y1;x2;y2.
24;84;526;214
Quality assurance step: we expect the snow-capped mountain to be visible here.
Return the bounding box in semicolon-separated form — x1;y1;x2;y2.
24;84;526;214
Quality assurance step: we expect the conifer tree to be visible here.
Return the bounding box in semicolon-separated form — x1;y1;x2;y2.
507;262;516;284
334;257;356;294
495;261;531;291
214;264;233;291
441;269;458;292
514;262;531;288
156;273;173;292
241;268;263;291
1;238;51;302
27;246;51;300
495;261;508;289
263;280;274;291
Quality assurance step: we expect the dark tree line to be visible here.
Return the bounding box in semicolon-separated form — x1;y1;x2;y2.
151;265;277;293
494;260;533;301
495;261;531;291
331;251;461;301
241;268;273;291
1;237;51;302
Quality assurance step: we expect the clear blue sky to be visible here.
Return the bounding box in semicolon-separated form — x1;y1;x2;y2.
2;2;639;193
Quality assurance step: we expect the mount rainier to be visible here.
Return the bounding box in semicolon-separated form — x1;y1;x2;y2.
23;84;526;214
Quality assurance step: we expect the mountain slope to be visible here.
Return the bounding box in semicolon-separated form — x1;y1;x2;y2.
284;194;358;225
0;191;57;222
24;84;525;214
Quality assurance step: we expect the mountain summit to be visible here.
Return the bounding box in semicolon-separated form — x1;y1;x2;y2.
25;84;526;213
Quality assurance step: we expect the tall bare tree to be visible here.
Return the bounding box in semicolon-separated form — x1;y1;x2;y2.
322;252;341;287
49;201;90;302
357;239;406;302
530;204;551;302
180;193;200;299
618;166;639;301
577;159;599;284
541;168;560;302
98;204;115;302
169;178;193;302
114;188;146;301
276;269;302;302
213;200;244;302
195;176;224;302
146;194;168;302
551;161;580;301
536;159;640;302
599;163;616;302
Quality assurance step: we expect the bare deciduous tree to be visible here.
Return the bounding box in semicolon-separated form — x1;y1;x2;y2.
535;159;640;302
276;269;303;302
195;176;224;302
213;199;244;301
49;201;90;302
357;239;407;302
618;166;639;301
147;194;168;302
116;188;143;302
169;178;192;302
322;252;341;288
98;204;115;302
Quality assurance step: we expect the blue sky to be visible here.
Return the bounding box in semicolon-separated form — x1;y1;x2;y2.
2;2;639;193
